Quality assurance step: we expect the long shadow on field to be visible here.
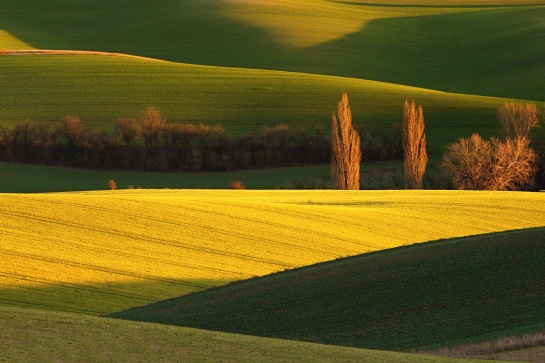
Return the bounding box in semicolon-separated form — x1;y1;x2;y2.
301;7;545;101
3;1;544;102
0;278;230;316
0;0;288;70
110;227;545;352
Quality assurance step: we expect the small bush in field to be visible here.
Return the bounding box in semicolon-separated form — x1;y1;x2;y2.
228;180;245;189
107;179;117;190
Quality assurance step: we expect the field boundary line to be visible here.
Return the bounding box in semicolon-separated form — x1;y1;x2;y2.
0;49;169;63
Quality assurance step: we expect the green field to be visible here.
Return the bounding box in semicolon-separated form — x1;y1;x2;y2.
1;0;544;100
0;160;410;193
0;54;516;155
0;306;507;363
1;0;544;157
111;227;545;352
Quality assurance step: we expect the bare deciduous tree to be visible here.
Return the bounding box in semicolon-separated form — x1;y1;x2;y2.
442;133;537;191
442;133;492;190
114;117;141;146
402;100;428;189
139;107;166;147
497;102;541;138
107;179;117;190
56;115;83;148
489;136;538;191
331;93;361;190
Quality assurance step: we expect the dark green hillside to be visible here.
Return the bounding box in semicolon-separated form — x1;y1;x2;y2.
308;7;545;101
1;1;544;100
111;227;545;352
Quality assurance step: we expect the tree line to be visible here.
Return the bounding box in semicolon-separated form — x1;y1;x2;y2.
331;94;544;191
0;107;402;172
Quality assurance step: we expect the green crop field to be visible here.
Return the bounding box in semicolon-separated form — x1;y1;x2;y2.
0;54;515;155
1;0;544;157
1;0;544;100
0;161;336;192
0;306;506;363
111;227;545;352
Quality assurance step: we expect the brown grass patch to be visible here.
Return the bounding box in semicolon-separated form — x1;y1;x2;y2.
420;331;545;362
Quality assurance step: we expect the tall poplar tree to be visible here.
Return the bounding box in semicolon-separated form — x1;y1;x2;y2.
402;100;428;189
331;93;361;190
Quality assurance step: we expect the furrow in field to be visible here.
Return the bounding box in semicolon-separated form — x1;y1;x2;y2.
0;203;291;271
0;246;208;291
33;197;308;267
132;198;380;253
1;190;545;314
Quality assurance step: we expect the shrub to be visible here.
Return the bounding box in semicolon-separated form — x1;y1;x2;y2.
228;180;245;189
107;179;117;190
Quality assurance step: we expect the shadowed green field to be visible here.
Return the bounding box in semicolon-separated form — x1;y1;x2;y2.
0;54;518;154
0;306;507;363
111;227;545;352
1;0;544;100
0;161;334;192
1;0;544;160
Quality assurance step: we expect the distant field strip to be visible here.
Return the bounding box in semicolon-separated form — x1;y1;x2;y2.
0;49;168;62
0;54;515;153
1;190;544;314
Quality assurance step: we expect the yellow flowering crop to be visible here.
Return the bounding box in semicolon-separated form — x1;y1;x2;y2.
1;190;544;314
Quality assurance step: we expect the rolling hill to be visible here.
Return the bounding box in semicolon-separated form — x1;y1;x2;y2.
1;0;544;157
0;53;514;154
1;190;545;315
111;227;545;352
2;0;544;100
0;306;503;363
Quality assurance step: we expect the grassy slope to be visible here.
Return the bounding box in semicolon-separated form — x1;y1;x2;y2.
0;161;335;192
0;307;504;363
0;54;518;154
1;1;544;160
1;0;544;101
0;159;408;192
111;227;545;352
2;190;545;315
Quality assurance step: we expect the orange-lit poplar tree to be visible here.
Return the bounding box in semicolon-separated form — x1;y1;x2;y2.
402;100;428;189
331;93;361;190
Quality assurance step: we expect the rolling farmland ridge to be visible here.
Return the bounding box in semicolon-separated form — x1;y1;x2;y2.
1;0;545;361
111;227;545;352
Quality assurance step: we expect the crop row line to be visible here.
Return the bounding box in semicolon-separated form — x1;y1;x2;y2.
0;248;207;292
0;206;286;271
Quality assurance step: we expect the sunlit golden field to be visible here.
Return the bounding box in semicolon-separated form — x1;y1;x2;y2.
1;189;544;314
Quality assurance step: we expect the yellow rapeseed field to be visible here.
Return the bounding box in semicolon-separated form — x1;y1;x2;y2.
1;190;544;314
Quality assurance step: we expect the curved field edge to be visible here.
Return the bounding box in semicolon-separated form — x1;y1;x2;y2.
0;307;502;363
110;227;545;352
1;189;545;315
1;1;544;101
0;54;529;154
